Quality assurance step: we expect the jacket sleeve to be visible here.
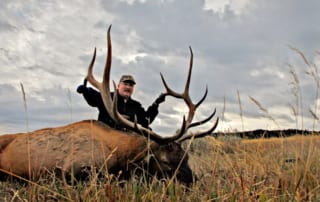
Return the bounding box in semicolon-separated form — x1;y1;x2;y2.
145;103;159;124
127;100;155;128
135;102;159;128
81;87;102;107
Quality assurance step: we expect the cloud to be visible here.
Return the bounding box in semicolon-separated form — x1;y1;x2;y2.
1;0;319;135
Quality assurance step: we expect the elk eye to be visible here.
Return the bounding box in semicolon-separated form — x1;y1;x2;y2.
166;143;174;151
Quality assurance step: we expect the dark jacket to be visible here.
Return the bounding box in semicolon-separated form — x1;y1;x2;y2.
81;87;159;129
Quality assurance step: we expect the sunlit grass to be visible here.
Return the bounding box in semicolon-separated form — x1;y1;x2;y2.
1;134;320;201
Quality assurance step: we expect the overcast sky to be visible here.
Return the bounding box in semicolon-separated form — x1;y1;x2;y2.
1;0;319;135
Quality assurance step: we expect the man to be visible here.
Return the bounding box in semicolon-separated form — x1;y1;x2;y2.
77;75;166;129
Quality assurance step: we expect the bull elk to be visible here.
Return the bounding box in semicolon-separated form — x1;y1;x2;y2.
0;25;218;185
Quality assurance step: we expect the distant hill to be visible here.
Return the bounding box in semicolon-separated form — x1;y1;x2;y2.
212;129;320;139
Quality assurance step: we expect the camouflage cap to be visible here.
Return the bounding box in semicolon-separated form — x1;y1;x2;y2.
119;75;136;84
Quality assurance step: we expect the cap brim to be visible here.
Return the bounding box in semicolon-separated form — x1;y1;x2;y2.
122;80;136;84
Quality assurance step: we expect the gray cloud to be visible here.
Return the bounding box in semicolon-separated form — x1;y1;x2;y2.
1;0;319;135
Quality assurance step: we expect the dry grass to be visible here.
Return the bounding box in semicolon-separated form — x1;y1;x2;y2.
189;135;320;201
1;134;320;201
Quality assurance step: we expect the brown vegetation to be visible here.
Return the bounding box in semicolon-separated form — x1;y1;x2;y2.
0;134;319;201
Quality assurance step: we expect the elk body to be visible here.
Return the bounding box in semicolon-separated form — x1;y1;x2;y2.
0;120;193;184
0;25;218;185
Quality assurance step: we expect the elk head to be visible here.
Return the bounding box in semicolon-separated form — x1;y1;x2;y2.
86;25;219;184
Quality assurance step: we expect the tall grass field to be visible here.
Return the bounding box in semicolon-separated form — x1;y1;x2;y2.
0;134;320;201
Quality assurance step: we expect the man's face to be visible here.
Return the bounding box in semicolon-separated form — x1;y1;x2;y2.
118;81;135;99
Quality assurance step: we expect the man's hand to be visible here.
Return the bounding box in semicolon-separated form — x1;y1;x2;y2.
77;78;88;94
155;93;166;105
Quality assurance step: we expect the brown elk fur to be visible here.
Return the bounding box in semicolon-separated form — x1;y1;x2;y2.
0;120;192;183
0;121;137;178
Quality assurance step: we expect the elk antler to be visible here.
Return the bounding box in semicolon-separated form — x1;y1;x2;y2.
86;25;114;121
85;25;186;143
160;47;219;143
86;25;218;143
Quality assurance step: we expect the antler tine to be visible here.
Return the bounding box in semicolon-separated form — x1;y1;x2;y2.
185;46;193;98
100;25;114;120
189;108;216;128
195;85;208;108
86;25;115;121
86;48;102;90
176;117;219;143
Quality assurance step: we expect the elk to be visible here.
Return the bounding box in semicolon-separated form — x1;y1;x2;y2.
0;25;218;185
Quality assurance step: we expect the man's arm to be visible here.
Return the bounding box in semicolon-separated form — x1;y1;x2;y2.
128;96;162;128
145;93;166;124
77;79;102;107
